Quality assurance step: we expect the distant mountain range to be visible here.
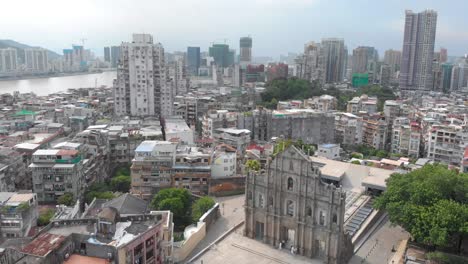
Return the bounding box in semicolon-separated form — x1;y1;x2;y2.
0;39;61;63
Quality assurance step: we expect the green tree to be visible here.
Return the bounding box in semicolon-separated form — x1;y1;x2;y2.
115;166;131;177
57;192;74;206
273;139;293;156
158;197;185;216
150;188;191;228
374;164;468;252
245;160;261;172
260;80;395;112
376;150;388;159
84;182;113;203
110;175;131;192
150;188;191;211
265;98;278;109
37;208;55;226
192;196;216;222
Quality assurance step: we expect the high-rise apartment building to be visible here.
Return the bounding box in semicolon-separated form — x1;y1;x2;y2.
320;38;346;84
351;46;378;82
209;44;233;68
295;41;322;83
380;64;392;86
187;46;200;76
439;47;448;63
169;55;188;96
24;48;48;73
62;45;87;72
450;63;468;91
384;49;401;83
62;49;74;72
0;48;18;73
399;10;438;91
239;37;252;64
352;47;370;74
440;63;453;92
114;34;172;117
111;46;121;68
72;45;85;70
104;46;111;62
383;49;402;73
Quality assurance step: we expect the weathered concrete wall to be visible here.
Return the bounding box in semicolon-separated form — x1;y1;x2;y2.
199;203;220;230
172;202;219;263
173;222;206;263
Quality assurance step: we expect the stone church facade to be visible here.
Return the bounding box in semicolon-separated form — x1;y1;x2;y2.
244;146;354;264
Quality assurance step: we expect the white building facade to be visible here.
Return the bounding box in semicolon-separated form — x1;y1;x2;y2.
114;34;172;117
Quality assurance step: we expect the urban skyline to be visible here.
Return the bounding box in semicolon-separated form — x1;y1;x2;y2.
1;0;467;58
0;1;468;264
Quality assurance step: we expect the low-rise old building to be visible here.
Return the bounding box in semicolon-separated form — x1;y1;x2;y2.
212;128;251;152
30;149;85;203
0;192;38;238
362;115;388;150
211;144;237;178
304;95;337;112
316;143;340;160
201;110;238;138
72;128;110;183
131;141;176;200
164;117;194;145
7;208;172;264
391;118;422;158
173;146;211;195
334;112;363;146
347;95;378;115
426;124;468;166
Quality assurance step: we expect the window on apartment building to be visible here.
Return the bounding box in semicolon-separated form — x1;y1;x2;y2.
307;207;312;217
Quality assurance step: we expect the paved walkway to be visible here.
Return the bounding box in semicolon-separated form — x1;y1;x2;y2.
185;195;245;260
349;217;409;264
387;239;407;264
191;228;321;264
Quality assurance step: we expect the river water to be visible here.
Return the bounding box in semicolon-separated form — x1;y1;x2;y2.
0;71;117;96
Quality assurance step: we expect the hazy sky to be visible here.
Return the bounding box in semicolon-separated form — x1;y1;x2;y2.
2;0;467;58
